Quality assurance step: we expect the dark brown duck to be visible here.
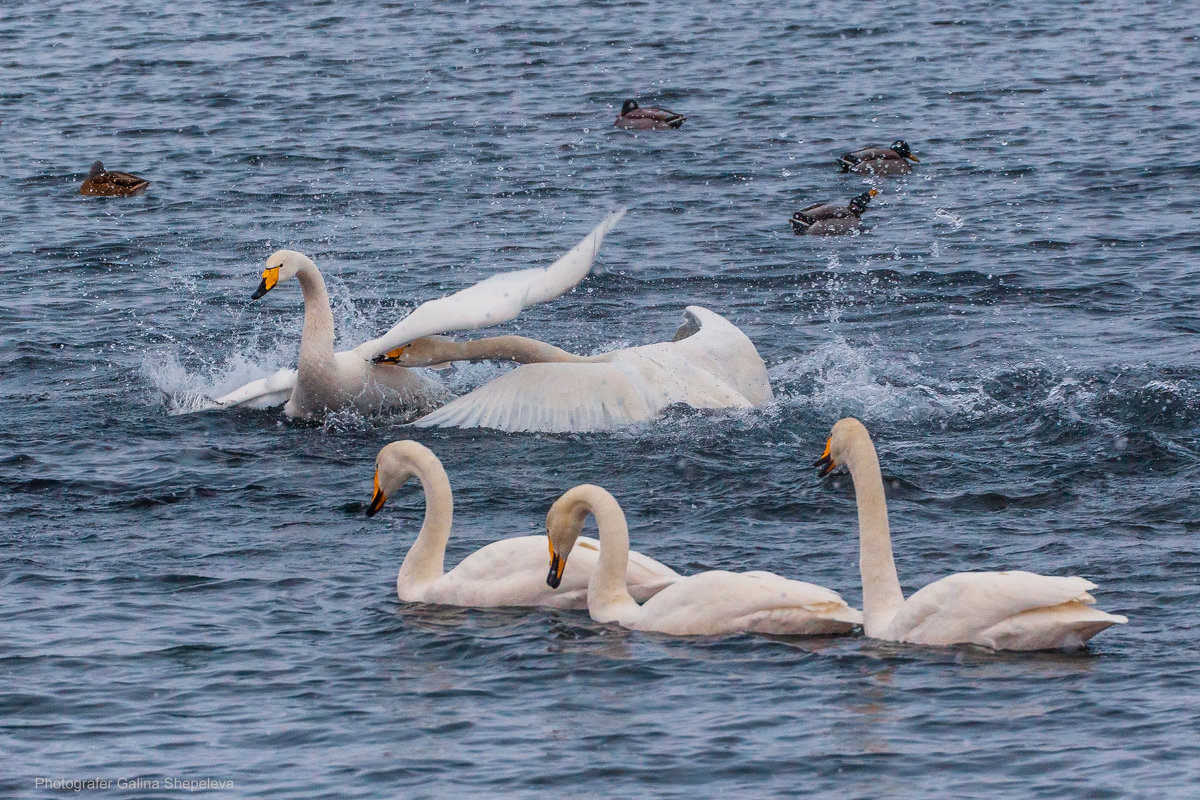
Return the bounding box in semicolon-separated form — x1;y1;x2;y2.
614;99;685;130
789;189;878;235
79;160;150;196
836;140;919;175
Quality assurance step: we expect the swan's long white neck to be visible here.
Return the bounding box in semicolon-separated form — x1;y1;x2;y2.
557;487;639;622
293;258;337;372
395;449;454;596
844;433;905;635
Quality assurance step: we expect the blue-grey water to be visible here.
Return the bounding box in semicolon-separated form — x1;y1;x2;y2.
3;1;1199;797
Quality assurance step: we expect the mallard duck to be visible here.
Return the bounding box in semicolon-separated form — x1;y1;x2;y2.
79;161;149;196
836;140;919;175
614;99;685;130
789;189;878;235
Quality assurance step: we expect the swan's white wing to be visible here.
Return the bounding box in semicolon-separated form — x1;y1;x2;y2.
892;571;1106;645
353;209;626;361
635;571;861;635
213;367;297;409
409;361;659;432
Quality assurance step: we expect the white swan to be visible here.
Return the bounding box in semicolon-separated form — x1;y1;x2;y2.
404;306;773;432
212;210;625;419
816;417;1128;651
368;441;680;608
546;484;863;636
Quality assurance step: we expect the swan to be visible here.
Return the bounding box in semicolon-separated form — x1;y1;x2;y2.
211;210;625;419
545;484;863;636
368;440;680;608
815;417;1128;651
402;306;773;432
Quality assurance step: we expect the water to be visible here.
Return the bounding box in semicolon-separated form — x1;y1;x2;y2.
3;1;1199;797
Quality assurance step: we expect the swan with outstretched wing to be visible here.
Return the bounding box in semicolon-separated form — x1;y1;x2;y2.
206;210;625;419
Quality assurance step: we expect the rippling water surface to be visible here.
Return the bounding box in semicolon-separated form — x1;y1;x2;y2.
3;1;1199;797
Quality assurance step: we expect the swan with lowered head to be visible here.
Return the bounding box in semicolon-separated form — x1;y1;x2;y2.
397;306;773;433
211;210;625;419
368;441;680;608
815;417;1127;650
546;484;863;636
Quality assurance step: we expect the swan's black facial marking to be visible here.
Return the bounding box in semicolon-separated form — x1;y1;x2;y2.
374;345;409;365
252;266;280;300
814;439;837;477
366;472;387;517
546;547;565;589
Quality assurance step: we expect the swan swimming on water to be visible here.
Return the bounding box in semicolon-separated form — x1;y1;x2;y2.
815;417;1127;651
368;441;680;608
545;484;863;636
402;305;774;433
210;210;626;419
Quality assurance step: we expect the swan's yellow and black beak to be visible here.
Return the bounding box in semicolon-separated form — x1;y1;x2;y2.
546;541;565;589
366;472;387;517
252;266;280;300
814;438;837;477
373;345;408;365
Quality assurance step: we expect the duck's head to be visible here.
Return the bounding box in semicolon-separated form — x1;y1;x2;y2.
815;417;872;476
367;440;437;517
890;140;919;162
848;188;878;215
88;161;106;178
253;250;309;300
620;99;639;115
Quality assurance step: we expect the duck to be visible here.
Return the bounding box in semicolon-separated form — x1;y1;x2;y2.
815;417;1127;651
402;305;774;433
836;140;919;176
545;484;863;636
210;210;625;419
368;441;680;608
789;189;878;235
614;99;685;130
79;160;149;196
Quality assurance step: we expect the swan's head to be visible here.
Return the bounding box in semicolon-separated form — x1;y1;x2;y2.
373;336;453;367
816;417;872;477
545;484;620;589
890;140;919;162
253;250;310;300
366;440;439;517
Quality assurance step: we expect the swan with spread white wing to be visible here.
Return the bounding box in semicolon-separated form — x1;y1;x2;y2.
368;441;680;608
210;210;625;419
402;305;773;432
815;417;1127;650
545;484;862;636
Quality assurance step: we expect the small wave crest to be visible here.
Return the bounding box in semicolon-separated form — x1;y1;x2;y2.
144;350;289;415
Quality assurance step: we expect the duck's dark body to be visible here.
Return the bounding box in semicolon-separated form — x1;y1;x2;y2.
790;190;877;235
614;99;685;130
80;160;149;196
836;140;919;175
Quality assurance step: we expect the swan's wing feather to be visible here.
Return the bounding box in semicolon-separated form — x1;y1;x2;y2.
213;367;297;409
894;571;1101;645
354;209;625;361
410;362;658;432
639;571;860;635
